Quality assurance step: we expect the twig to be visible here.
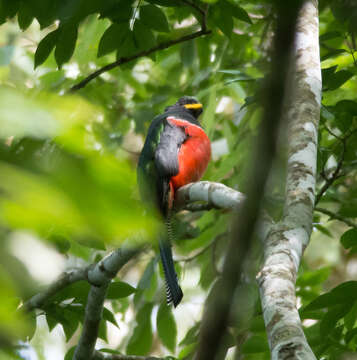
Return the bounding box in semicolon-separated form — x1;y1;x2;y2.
177;233;226;263
315;126;357;205
315;207;357;229
315;146;345;205
70;1;210;92
93;351;163;360
23;266;90;311
179;0;207;30
70;29;210;92
177;242;212;262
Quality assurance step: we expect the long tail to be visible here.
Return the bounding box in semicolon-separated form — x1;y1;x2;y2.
159;216;183;307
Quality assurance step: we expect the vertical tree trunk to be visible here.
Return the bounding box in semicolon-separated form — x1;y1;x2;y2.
257;1;321;359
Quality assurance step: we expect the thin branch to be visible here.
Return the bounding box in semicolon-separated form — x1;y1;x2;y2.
177;232;226;263
315;207;357;229
93;351;163;360
315;143;345;205
315;126;357;205
23;266;90;311
177;242;212;262
70;3;211;93
179;0;207;30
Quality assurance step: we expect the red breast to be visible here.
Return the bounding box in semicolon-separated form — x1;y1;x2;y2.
167;117;211;190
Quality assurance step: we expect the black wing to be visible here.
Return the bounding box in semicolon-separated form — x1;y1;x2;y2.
155;117;186;178
154;117;186;213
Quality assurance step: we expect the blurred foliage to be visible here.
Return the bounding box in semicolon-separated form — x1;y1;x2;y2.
0;0;356;359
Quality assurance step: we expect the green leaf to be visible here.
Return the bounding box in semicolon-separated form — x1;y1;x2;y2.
107;281;136;299
99;0;133;22
321;49;347;61
314;224;333;238
180;40;195;67
225;0;252;24
320;303;354;337
320;31;342;42
178;343;196;358
324;70;354;91
344;302;357;330
179;322;200;346
346;328;357;344
126;303;153;355
303;281;357;312
51;281;90;304
133;20;156;52
98;318;108;341
140;4;170;32
102;307;119;328
98;23;130;57
145;0;182;6
64;346;76;360
297;267;330;287
335;100;357;115
157;303;177;352
116;32;137;58
209;3;233;38
54;24;78;68
61;307;81;341
138;258;158;290
45;304;83;341
34;29;59;69
241;335;269;354
341;228;357;249
0;0;20;20
18;1;34;30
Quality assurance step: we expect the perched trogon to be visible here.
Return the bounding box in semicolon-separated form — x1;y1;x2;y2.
137;96;211;307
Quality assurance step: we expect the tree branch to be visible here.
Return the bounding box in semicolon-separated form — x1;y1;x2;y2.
73;248;141;360
24;266;90;311
24;181;244;313
178;0;207;30
93;351;163;360
315;207;357;229
70;2;211;93
257;1;321;359
315;126;357;205
175;181;245;210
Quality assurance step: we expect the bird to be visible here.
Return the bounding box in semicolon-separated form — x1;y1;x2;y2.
137;96;211;307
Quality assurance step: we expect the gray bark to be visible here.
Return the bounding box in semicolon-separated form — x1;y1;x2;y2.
257;1;321;359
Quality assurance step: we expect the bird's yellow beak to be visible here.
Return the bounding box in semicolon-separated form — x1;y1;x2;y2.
184;103;203;110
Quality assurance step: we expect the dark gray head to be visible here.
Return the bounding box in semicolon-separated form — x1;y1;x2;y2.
166;96;203;119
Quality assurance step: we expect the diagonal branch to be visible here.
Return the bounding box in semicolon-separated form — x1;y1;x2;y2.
315;126;357;205
315;206;357;229
178;0;207;30
70;2;210;92
73;248;141;360
24;266;91;311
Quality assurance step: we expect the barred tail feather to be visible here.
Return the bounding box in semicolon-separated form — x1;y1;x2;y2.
159;217;183;307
